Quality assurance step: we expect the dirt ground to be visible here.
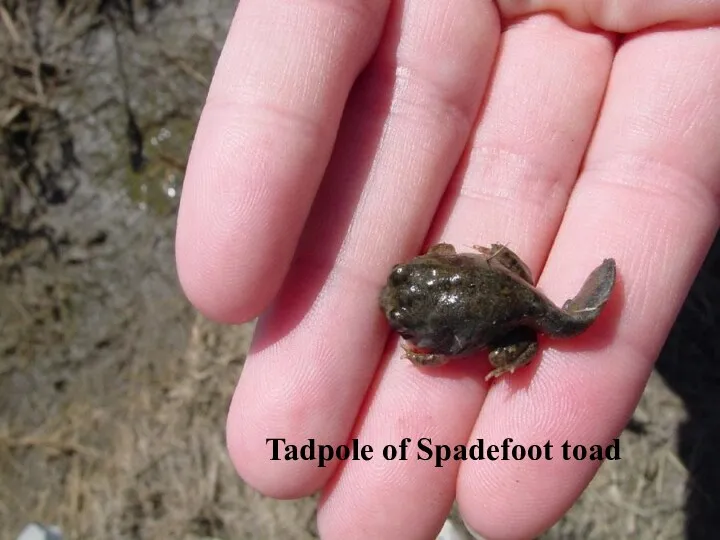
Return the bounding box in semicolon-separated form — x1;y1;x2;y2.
0;2;718;539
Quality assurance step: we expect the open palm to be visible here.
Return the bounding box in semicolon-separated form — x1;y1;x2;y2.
176;1;720;538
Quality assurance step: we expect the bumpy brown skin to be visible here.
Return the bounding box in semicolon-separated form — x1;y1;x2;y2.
379;243;616;380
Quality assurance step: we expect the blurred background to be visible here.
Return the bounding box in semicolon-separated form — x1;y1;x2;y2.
0;1;718;538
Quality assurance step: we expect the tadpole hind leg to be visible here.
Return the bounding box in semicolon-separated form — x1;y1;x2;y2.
486;327;539;380
473;243;534;284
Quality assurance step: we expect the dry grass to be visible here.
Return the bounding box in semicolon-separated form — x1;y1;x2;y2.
0;2;316;538
0;307;317;539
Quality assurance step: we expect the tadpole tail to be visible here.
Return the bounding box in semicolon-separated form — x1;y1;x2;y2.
534;258;617;337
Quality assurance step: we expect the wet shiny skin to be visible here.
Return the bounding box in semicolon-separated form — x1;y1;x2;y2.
379;243;616;380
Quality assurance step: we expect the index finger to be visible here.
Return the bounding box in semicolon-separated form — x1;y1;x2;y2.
175;0;389;322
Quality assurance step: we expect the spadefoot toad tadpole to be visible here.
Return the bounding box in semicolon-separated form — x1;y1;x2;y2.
379;243;616;380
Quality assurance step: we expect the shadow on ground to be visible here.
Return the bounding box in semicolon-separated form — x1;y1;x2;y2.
655;234;720;540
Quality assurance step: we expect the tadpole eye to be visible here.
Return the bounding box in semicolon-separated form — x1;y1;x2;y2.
386;308;410;329
389;264;409;285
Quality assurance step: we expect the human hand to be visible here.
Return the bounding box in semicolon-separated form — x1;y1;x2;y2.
175;1;720;538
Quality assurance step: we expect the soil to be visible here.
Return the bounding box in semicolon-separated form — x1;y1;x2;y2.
0;2;717;539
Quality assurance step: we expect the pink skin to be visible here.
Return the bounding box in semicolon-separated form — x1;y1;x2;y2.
175;1;720;538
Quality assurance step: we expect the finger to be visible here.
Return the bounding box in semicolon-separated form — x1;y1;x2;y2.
428;15;614;266
175;0;389;323
318;15;614;539
226;0;499;500
497;0;720;33
459;26;720;539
